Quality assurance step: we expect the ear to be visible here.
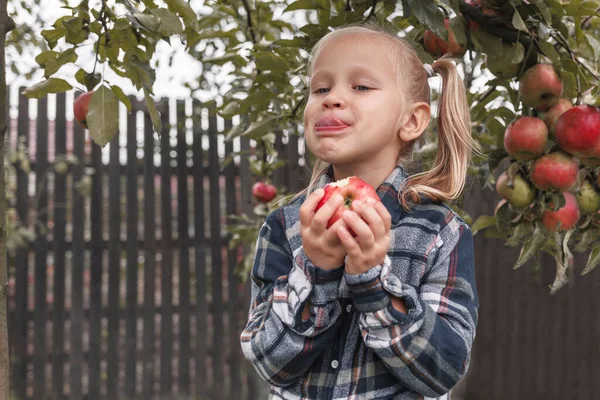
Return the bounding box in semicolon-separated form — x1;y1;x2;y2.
398;102;431;142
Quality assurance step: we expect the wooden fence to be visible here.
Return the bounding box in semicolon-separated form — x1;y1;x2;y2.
6;88;600;400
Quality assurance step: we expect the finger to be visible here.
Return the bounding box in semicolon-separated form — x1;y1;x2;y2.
299;188;325;226
324;218;350;245
353;200;386;240
372;200;392;233
343;210;375;248
312;194;344;233
336;225;362;257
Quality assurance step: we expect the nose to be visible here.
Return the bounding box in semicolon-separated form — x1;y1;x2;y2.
322;90;345;109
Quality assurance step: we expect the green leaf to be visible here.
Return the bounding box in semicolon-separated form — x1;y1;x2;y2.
531;0;552;24
144;89;162;134
471;215;496;235
111;85;132;113
134;12;160;32
284;0;322;12
514;224;547;269
538;40;560;65
63;16;88;44
164;0;197;24
224;124;245;141
151;8;184;36
44;48;78;78
35;50;59;66
512;11;528;32
87;85;120;147
254;51;290;73
412;0;446;39
582;245;600;275
41;28;66;49
22;78;73;99
242;116;277;139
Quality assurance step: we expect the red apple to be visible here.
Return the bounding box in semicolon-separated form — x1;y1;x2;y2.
555;104;600;160
252;182;277;203
74;91;94;129
574;179;600;215
529;151;579;192
519;64;563;111
542;192;580;231
423;19;465;56
316;176;380;228
541;99;573;136
496;171;536;208
503;116;548;161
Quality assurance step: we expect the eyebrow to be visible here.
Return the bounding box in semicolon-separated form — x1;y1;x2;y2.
310;66;383;83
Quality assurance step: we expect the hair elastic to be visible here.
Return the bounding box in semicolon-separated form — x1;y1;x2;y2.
424;63;435;78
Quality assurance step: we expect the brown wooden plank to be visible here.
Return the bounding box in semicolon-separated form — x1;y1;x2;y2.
69;94;87;400
141;104;157;399
207;106;224;399
176;100;192;394
32;96;49;400
224;119;241;400
106;111;122;399
159;98;174;396
52;92;67;400
124;96;139;399
11;88;30;400
88;132;103;400
192;101;208;400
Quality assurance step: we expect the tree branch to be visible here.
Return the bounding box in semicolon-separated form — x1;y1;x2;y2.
241;0;257;45
552;32;600;82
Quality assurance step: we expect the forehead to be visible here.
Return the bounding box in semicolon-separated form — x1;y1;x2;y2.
310;33;398;81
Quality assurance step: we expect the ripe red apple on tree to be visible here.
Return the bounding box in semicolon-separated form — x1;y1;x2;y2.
529;151;579;192
574;179;600;215
316;176;381;229
252;182;277;203
542;192;580;232
495;171;536;208
423;19;465;56
503;116;548;161
555;104;600;162
73;90;94;129
519;64;563;110
541;98;573;136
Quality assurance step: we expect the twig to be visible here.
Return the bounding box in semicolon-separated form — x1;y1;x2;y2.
581;7;600;29
551;32;600;82
92;0;107;78
240;0;257;45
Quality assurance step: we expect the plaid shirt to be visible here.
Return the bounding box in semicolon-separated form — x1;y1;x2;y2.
240;166;478;399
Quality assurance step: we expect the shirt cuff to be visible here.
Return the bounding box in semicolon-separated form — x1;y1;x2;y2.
344;256;422;325
292;247;343;305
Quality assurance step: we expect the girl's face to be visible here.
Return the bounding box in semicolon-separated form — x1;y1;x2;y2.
303;34;404;174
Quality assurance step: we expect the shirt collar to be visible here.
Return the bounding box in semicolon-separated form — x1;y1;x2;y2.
315;165;408;224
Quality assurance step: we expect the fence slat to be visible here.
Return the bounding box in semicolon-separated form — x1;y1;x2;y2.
177;100;192;394
52;92;67;400
88;134;104;400
224;120;241;399
107;118;121;399
208;106;224;400
69;96;86;400
141;106;157;400
33;96;49;400
124;96;139;399
159;99;174;396
192;101;207;400
11;88;29;400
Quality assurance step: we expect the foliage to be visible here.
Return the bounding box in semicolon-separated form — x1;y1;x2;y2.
15;0;600;292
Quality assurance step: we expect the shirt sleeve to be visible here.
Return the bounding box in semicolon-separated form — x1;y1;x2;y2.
344;221;478;397
240;210;344;387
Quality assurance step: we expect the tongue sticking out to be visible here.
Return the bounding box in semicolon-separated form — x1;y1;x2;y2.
317;117;348;127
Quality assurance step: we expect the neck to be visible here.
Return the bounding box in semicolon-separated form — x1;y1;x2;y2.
332;161;397;189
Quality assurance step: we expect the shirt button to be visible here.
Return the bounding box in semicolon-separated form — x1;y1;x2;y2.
331;360;339;369
346;304;352;313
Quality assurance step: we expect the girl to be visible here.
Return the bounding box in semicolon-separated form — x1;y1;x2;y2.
240;21;478;400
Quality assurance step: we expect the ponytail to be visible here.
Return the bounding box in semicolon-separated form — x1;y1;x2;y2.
400;58;476;209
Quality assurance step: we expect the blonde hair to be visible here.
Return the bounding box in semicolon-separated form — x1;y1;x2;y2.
300;21;476;210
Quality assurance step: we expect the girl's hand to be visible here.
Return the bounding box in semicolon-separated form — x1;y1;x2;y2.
336;199;391;275
299;188;349;270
